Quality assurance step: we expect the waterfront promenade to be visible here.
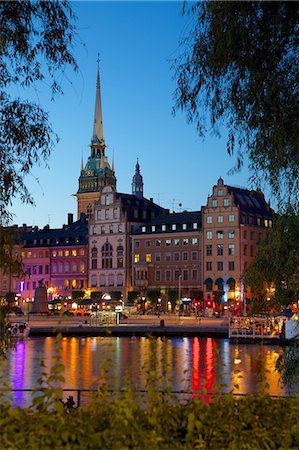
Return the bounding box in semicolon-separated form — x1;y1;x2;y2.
11;314;229;338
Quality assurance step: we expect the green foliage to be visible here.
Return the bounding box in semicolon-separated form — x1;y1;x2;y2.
127;291;140;303
244;210;299;307
276;338;299;387
173;1;298;208
0;228;23;277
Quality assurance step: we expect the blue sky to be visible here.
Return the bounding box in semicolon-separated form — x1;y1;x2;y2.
11;1;255;228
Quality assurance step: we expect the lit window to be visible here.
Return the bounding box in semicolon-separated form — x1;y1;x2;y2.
207;216;212;224
264;219;269;227
72;250;77;257
65;250;69;256
134;254;140;263
218;215;224;223
146;254;152;263
229;214;235;222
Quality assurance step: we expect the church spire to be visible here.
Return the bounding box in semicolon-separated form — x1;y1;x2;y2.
91;54;105;148
132;158;144;198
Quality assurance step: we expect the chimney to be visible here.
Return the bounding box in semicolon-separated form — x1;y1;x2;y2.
68;213;74;225
150;197;153;202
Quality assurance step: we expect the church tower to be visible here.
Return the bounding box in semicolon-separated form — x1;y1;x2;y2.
132;158;144;198
74;60;116;219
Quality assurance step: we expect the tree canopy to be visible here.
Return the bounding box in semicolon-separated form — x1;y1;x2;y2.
243;210;299;308
0;0;78;226
173;1;298;209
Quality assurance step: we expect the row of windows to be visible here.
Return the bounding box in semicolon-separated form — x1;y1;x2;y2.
207;214;235;224
134;251;198;263
26;265;49;276
52;249;85;257
141;223;199;233
92;224;124;235
154;269;198;283
210;197;230;207
97;208;119;221
23;237;84;246
206;230;236;240
90;273;124;288
20;279;85;291
20;250;50;259
135;237;198;248
51;262;85;274
206;244;235;256
206;261;235;271
91;244;124;270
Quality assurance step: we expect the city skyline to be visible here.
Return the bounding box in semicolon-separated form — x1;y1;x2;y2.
11;1;256;229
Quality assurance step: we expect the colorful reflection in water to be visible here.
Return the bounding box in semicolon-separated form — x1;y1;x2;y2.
1;336;296;407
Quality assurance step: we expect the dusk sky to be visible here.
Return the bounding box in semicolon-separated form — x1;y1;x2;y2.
11;1;256;229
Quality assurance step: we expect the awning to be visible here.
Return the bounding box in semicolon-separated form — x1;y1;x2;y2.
204;278;213;285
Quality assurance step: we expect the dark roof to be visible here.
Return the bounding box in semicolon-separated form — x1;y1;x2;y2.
227;186;273;217
17;216;88;248
115;192;168;222
132;211;202;235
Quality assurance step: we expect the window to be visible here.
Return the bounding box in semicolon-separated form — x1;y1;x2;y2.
117;245;124;268
156;239;161;247
207;216;212;224
162;224;166;231
217;261;223;271
100;274;105;287
243;230;247;239
269;220;273;228
97;210;102;220
206;262;212;271
223;198;229;207
192;251;198;261
109;224;114;234
206;231;212;240
45;265;49;274
182;224;187;230
79;262;85;273
257;217;261;226
228;244;235;256
105;195;110;206
174;239;180;246
117;258;123;268
72;250;77;257
174;270;180;281
166;270;171;281
91;247;98;269
146;254;152;263
166;239;171;246
243;244;247;256
117;274;124;286
105;209;110;220
218;215;224;223
87;204;93;217
172;224;176;231
135;241;140;248
250;231;254;240
72;262;77;272
206;245;212;256
228;261;235;271
217;244;223;256
134;254;140;263
212;198;217;207
38;265;43;275
101;225;106;234
192;238;198;245
174;252;180;261
228;230;235;239
108;274;114;286
217;230;223;239
183;252;188;261
183;270;188;281
264;219;269;227
192;269;198;281
152;226;156;232
183;238;189;245
142;226;146;233
101;243;113;269
193;223;197;229
229;214;235;222
145;240;151;248
218;189;223;196
155;253;161;262
65;250;69;256
33;266;37;275
165;252;171;262
250;245;254;257
118;224;124;233
155;271;161;282
113;208;118;219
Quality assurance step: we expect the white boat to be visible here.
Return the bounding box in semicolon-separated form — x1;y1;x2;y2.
8;322;30;339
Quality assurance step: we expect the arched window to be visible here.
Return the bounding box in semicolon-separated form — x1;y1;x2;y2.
91;247;98;269
102;242;113;269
